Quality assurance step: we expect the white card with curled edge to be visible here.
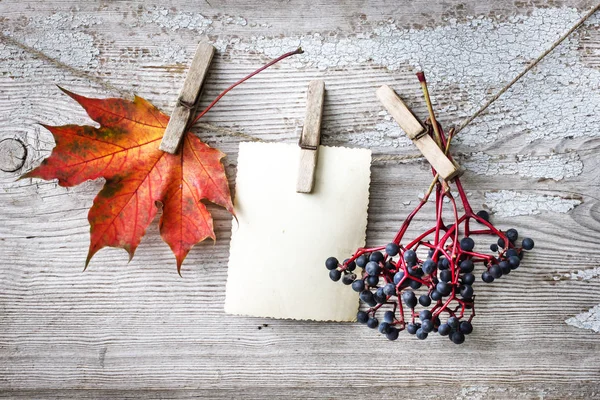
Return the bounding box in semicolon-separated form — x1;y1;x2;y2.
225;141;371;321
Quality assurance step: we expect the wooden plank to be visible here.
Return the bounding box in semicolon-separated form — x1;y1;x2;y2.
1;1;600;398
376;85;460;181
159;42;215;154
297;80;325;193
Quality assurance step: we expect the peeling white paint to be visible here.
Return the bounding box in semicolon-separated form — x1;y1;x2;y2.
6;6;600;151
555;266;600;281
485;190;581;217
462;151;584;181
347;120;413;148
139;7;213;33
2;12;101;74
137;7;248;33
458;386;491;400
457;385;531;400
203;7;600;145
570;266;600;281
566;304;600;333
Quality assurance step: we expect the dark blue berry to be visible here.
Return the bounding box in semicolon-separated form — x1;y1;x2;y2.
421;319;434;333
437;257;450;270
447;316;459;329
489;265;503;279
412;267;424;278
370;251;384;263
451;331;465;344
329;269;341;281
325;257;339;270
497;238;505;248
439;269;452;283
378;322;391;334
386;328;399;341
385;243;400;257
422;259;436;275
462;273;475;286
359;290;374;304
351;279;365;292
459;321;473;335
409;279;422;290
416;328;428;340
460;285;473;299
393;271;405;285
460;237;475;252
476;210;490;222
506;248;518;258
356;255;368;268
430;290;442;301
403;250;417;264
498;260;511;275
365;261;380;276
374;288;387;304
419;310;432;321
438;323;451;336
383;310;395;324
366;275;379;286
357;311;369;324
522;237;534;250
402;291;417;308
345;259;357;272
508;255;520;269
383;283;396;297
342;273;355;285
436;281;452;296
482;271;494;283
490;243;499;252
460;259;474;273
506;228;518;243
367;317;379;329
407;323;419;335
419;294;432;307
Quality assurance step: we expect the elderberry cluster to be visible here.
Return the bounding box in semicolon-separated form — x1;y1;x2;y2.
326;211;534;344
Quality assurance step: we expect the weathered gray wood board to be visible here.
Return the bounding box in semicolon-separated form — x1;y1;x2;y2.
1;1;600;398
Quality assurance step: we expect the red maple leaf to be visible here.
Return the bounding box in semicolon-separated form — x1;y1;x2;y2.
24;88;234;272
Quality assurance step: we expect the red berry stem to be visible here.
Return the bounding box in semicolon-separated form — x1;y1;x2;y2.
191;47;303;126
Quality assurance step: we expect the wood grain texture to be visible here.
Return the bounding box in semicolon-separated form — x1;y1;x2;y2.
2;1;600;398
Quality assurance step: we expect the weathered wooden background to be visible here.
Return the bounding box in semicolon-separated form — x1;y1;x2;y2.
2;0;600;398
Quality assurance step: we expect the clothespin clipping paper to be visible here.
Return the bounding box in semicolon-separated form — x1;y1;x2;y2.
225;81;371;321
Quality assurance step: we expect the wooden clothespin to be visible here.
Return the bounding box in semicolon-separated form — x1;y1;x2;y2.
159;42;215;154
376;85;461;181
296;80;325;193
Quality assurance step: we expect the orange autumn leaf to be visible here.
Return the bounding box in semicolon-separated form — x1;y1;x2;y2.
23;88;234;272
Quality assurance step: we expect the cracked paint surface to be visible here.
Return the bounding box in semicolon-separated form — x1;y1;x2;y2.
554;266;600;281
484;190;582;217
1;12;101;75
461;151;584;181
206;7;600;148
566;304;600;333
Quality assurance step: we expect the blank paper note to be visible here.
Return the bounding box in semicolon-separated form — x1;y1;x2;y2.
225;142;371;321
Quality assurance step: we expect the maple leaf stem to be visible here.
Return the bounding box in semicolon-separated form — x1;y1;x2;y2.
190;47;304;126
